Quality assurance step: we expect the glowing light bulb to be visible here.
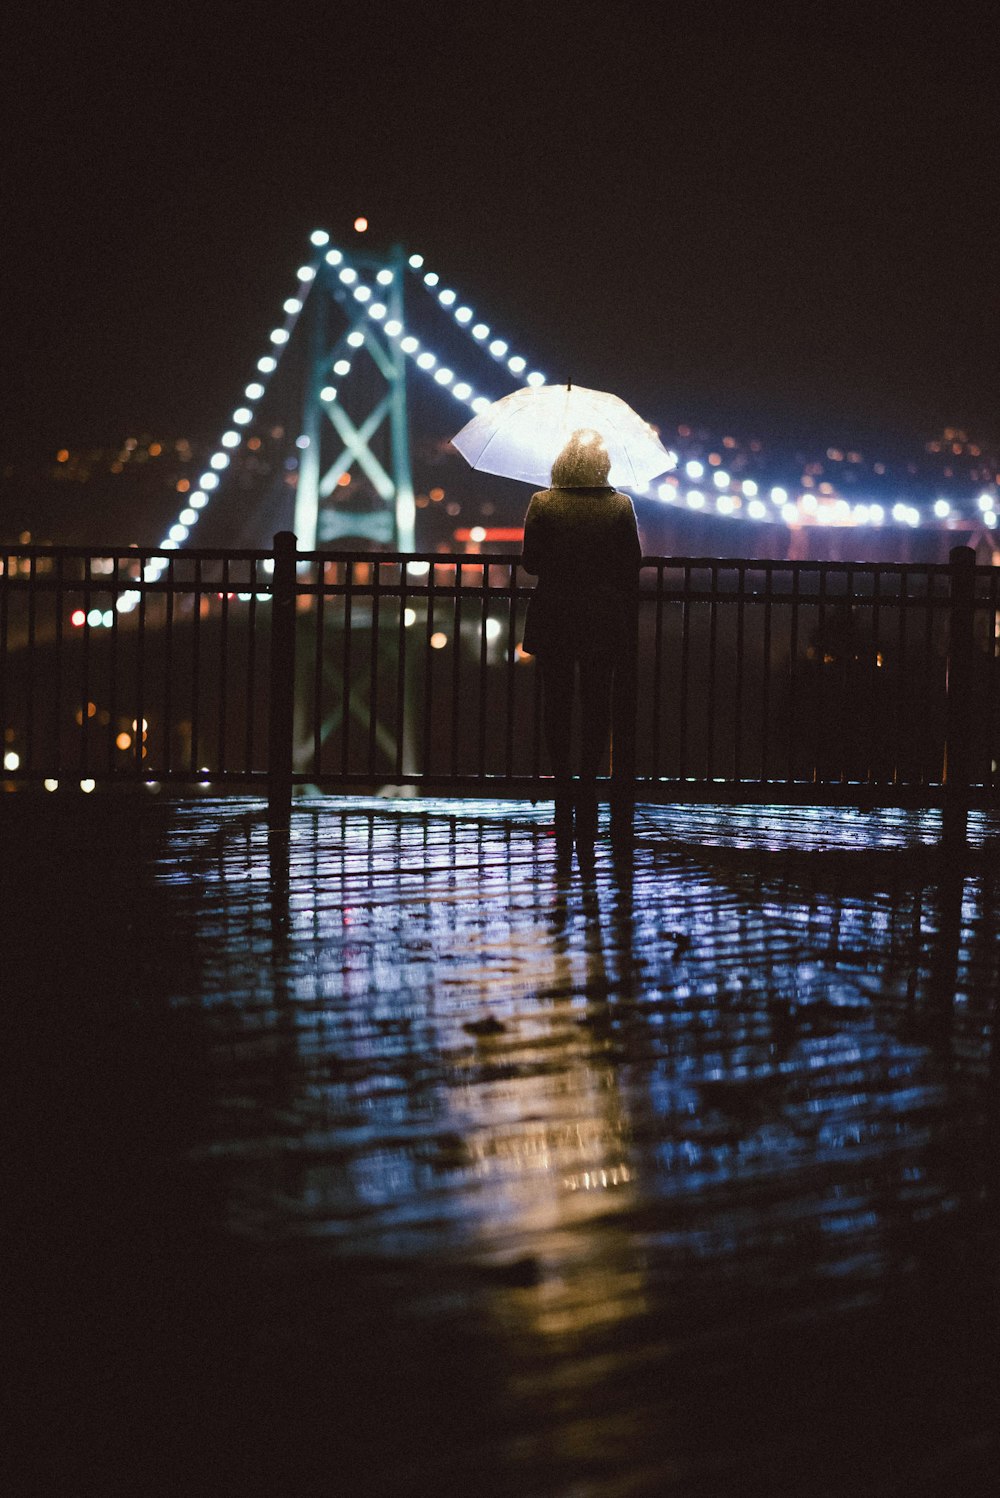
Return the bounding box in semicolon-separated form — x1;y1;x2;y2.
190;491;208;508
199;473;219;490
4;750;20;770
416;352;436;369
80;779;96;793
870;504;884;523
325;248;343;266
353;217;368;233
713;470;730;488
686;490;705;508
438;289;456;306
400;336;419;353
170;523;188;542
771;486;787;503
269;328;290;345
296;435;310;449
179;508;197;525
310;229;330;247
453;382;472;400
338;267;358;285
748;499;767;519
376;269;393;286
209;452;229;470
257;357;277;374
221;431;240;448
233;407;252;425
296;265;315;281
384;319;402;336
423;271;439;287
471;397;491;413
685;460;704;479
434;368;454;385
455;306;473;323
368;303;386;319
245;382;265;398
742;480;758;496
984;509;998;526
472;323;489;339
353;285;371;303
526;371;545;387
489;340;508;357
347;330;365;347
408;253;424;269
320;385;337;402
508;356;526;374
934;499;950;518
333;359;351;376
283;298;302;314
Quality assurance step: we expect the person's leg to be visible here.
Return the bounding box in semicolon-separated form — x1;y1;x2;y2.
578;656;615;780
575;655;614;860
539;653;576;852
540;653;575;781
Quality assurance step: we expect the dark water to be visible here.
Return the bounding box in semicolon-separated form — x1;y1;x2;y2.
5;797;999;1496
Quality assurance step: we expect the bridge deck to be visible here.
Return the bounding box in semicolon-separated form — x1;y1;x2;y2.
7;796;1000;1495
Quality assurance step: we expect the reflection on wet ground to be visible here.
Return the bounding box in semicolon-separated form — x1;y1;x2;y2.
7;797;1000;1496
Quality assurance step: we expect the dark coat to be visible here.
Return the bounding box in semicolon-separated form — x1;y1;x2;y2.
520;486;641;658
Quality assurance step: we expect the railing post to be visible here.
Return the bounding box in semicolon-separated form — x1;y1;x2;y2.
610;595;639;838
944;544;975;832
268;530;297;824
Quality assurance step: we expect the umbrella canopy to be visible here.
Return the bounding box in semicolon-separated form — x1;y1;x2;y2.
451;383;674;490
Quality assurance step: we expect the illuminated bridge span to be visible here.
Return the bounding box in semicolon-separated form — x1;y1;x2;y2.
95;230;998;628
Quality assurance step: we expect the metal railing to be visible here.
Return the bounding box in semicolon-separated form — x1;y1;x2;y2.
1;534;997;814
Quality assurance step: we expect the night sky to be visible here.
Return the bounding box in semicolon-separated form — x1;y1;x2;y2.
3;3;997;460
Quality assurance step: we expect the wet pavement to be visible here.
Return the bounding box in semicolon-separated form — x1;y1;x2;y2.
6;795;1000;1496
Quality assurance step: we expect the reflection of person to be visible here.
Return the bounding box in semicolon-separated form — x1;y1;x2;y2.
521;429;641;853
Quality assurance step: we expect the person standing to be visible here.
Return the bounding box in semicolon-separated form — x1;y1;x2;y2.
521;429;641;859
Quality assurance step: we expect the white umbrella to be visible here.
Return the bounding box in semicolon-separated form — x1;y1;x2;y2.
451;382;674;490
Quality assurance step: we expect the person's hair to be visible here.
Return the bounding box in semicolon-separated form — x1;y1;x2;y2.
550;428;611;488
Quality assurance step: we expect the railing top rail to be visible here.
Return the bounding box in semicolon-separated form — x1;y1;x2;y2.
0;544;274;562
0;543;989;579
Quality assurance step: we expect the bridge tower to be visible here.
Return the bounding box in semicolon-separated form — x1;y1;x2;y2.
292;240;416;784
294;241;415;552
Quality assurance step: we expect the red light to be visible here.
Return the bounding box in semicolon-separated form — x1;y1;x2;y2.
71;609;86;627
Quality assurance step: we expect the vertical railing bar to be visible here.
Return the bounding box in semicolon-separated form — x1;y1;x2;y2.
396;560;408;782
164;556;174;777
760;563;772;784
922;567;935;787
990;570;1000;794
733;561;746;783
531;649;542;779
841;564;853;784
107;553;118;775
705;563;718;780
219;556;230;774
651;560;664;780
0;551;8;775
314;557;325;778
423;562;436;777
342;560;353;778
79;555;90;778
678;564;691;780
245;561;258;773
368;560;381;778
478;564;489;779
894;569;907;786
53;553;64;780
190;554;201;776
135;556;146;778
869;568;881;786
504;560;518;780
814;564;827;784
450;561;463;779
787;565;800;783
